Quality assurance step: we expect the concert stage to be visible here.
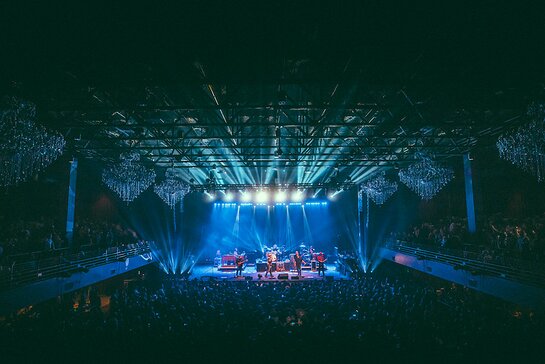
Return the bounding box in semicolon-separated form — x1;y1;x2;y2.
189;264;349;281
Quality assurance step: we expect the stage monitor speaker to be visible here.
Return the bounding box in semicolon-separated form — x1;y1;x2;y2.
245;276;253;281
291;275;299;280
278;273;289;280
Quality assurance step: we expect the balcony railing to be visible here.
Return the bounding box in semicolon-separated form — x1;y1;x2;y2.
385;241;545;288
0;242;152;291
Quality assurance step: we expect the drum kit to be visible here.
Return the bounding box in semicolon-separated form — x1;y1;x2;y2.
263;244;284;261
298;243;318;262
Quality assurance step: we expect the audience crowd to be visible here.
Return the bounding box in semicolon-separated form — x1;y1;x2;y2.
0;215;140;259
1;263;542;361
389;213;545;268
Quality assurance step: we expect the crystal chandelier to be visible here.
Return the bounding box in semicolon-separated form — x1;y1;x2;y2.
0;97;65;187
361;172;398;205
399;156;454;200
496;103;545;182
102;152;156;203
154;169;191;209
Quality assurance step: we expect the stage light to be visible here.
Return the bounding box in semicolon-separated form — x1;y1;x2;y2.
240;191;252;202
256;190;270;203
224;191;234;202
205;192;216;201
291;190;304;202
275;190;287;202
274;147;283;158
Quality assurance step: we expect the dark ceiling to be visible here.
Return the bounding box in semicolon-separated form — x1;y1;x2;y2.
1;1;543;188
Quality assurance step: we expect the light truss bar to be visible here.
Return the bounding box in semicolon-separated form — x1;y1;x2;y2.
189;182;357;192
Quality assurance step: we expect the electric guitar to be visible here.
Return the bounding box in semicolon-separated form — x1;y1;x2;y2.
236;256;247;267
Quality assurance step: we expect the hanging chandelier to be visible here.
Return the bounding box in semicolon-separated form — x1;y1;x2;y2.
0;97;65;187
154;169;191;209
497;103;545;182
399;155;454;200
102;152;156;203
361;172;398;205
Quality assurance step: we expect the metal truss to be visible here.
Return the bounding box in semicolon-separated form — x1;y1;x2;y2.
33;62;529;187
189;182;356;193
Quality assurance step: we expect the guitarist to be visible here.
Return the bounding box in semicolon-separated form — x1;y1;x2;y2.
235;254;246;277
316;252;327;277
293;250;306;277
265;252;276;278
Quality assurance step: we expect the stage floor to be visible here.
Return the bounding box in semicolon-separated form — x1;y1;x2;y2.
190;264;348;281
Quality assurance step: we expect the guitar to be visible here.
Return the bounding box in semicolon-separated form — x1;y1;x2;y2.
267;252;277;263
236;256;247;267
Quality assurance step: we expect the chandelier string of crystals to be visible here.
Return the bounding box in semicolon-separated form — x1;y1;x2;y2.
497;103;545;182
102;152;156;203
361;172;398;205
399;155;454;200
0;97;65;187
154;169;191;209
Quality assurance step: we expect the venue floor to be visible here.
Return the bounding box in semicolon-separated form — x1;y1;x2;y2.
189;264;349;282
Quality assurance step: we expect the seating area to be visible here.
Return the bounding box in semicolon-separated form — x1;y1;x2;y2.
388;213;545;271
0;215;141;261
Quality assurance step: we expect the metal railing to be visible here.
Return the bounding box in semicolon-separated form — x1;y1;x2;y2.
0;242;152;291
385;241;545;288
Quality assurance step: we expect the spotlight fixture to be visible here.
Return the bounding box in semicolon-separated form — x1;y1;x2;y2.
240;191;252;202
274;190;287;202
274;147;283;158
224;191;234;202
256;190;270;203
291;190;304;202
328;190;342;200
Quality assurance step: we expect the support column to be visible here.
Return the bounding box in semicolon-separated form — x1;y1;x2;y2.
357;189;369;272
66;158;78;244
463;154;477;234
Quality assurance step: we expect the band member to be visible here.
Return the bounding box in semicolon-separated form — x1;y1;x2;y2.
265;252;275;278
214;249;222;267
293;251;306;277
317;252;327;277
235;254;245;277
